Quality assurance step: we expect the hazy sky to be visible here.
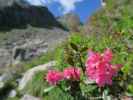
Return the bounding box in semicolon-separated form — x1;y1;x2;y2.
25;0;102;22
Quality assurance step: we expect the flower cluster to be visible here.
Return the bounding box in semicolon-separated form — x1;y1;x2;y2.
64;67;80;80
46;70;63;85
86;49;122;87
45;67;81;85
45;48;122;87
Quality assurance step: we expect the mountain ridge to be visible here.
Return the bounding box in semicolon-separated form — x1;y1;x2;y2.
0;0;64;31
0;0;68;70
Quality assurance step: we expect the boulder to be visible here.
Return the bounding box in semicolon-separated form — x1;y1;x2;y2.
21;94;41;100
0;81;4;89
18;61;56;90
0;72;15;83
0;72;18;100
0;48;12;70
8;89;17;98
0;72;17;90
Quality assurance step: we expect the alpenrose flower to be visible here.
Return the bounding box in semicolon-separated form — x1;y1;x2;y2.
86;48;122;87
64;67;81;81
46;70;63;85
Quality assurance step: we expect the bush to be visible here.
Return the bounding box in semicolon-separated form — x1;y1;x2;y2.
23;33;133;100
43;34;133;99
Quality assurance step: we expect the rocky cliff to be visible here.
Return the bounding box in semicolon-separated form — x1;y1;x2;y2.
0;0;63;31
0;0;68;72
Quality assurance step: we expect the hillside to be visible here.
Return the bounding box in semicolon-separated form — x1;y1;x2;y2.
0;0;68;71
84;0;133;36
0;0;133;100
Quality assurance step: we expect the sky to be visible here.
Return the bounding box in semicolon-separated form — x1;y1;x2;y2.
25;0;102;22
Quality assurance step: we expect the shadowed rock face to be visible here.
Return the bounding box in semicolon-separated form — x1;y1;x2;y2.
0;0;64;31
0;0;15;7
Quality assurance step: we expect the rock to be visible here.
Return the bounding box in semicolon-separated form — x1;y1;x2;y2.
12;39;48;62
0;27;68;72
58;13;80;32
0;72;17;100
101;0;106;7
8;89;17;98
0;1;63;30
21;94;41;100
0;72;14;82
0;81;4;89
0;48;12;69
18;61;56;90
0;71;19;91
0;0;68;72
0;74;5;89
0;0;15;7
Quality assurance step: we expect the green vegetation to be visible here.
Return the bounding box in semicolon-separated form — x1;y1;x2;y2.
21;33;133;99
83;0;133;36
9;44;65;74
23;72;48;97
23;71;73;100
4;0;133;99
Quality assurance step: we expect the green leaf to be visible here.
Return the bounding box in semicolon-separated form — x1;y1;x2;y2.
102;89;111;100
70;42;78;51
127;84;133;95
80;46;88;52
44;86;55;93
66;56;74;66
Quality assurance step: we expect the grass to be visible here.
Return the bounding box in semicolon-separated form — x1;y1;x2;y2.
22;71;73;100
6;97;20;100
18;33;133;99
23;43;66;69
22;71;48;97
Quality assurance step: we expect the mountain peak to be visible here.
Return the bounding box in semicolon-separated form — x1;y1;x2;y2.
0;0;64;31
0;0;28;7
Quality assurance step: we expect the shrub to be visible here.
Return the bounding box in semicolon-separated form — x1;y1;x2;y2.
43;34;133;99
25;34;133;99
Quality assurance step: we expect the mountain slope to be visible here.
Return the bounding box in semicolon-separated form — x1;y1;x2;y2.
0;1;63;31
84;0;133;36
0;0;68;70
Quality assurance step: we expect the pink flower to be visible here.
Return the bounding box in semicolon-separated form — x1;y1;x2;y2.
103;48;113;63
64;67;81;81
86;49;122;87
87;50;101;64
46;70;63;85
